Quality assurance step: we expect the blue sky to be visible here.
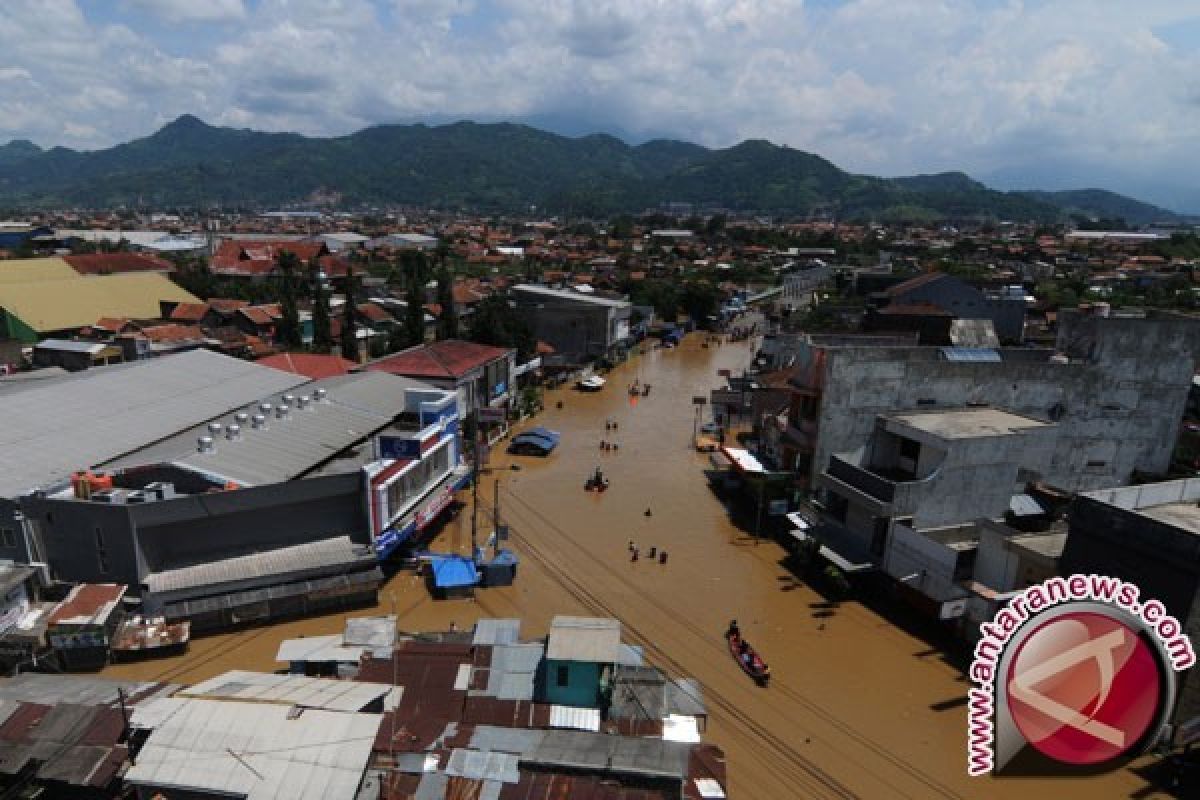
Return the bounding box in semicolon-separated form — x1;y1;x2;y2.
3;1;1200;210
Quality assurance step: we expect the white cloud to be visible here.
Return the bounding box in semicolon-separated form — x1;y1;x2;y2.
0;1;1199;208
121;0;246;24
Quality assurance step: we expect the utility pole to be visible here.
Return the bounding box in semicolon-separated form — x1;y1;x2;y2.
118;688;135;765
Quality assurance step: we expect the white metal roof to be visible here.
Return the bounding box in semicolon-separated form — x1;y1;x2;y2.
34;339;109;354
275;635;365;664
513;284;631;309
548;705;601;732
178;669;391;713
546;616;621;663
123;697;380;800
0;349;308;497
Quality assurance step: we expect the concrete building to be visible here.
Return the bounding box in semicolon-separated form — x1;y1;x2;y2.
0;350;465;632
781;261;833;312
867;272;1027;343
541;616;622;708
32;338;123;371
363;338;515;421
1059;478;1200;726
812;408;1057;614
780;310;1200;493
512;284;633;365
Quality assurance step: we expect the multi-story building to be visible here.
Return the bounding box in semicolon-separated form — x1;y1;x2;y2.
512;284;633;365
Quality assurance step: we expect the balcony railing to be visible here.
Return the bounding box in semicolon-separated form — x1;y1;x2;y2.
826;455;896;502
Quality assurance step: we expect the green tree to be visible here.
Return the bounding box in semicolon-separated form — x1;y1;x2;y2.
436;269;456;340
276;251;303;349
340;267;359;362
405;280;426;345
311;276;333;353
468;294;535;361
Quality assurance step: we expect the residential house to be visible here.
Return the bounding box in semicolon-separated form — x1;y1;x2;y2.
364;339;515;422
541;616;621;708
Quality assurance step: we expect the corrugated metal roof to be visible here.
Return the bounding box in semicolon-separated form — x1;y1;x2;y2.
466;726;690;779
472;618;521;646
939;346;1002;363
444;749;520;783
343;615;397;649
144;535;374;594
545;616;620;663
178;670;392;713
0;673;178;708
34;338;109;354
482;643;543;701
0;257;80;283
0;271;199;332
0;349;309;497
548;706;601;732
276;634;363;664
104;372;420;486
123;697;380;800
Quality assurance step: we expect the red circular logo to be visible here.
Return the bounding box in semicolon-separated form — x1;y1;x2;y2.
1005;611;1162;765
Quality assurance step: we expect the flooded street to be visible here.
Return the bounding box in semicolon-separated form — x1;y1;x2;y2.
102;333;1163;799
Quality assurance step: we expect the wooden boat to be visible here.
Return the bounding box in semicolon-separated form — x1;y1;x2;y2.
727;631;770;686
585;469;610;492
110;616;190;661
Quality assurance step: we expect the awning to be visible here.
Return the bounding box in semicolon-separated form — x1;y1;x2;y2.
788;527;875;573
430;555;479;589
720;446;766;474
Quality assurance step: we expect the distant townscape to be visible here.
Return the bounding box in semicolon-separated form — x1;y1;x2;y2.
0;199;1199;798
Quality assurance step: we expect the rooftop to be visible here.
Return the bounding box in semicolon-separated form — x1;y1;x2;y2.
177;669;394;712
124;697;381;800
0;349;309;497
0;271;199;333
46;583;127;627
512;283;632;309
885;408;1052;440
101;371;426;486
1080;477;1200;536
364;339;512;381
546;616;621;663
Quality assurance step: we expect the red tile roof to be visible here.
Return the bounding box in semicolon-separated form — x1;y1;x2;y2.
210;239;328;276
452;284;485;305
366;339;511;380
63;253;174;275
357;302;393;323
238;304;282;326
140;323;206;343
92;317;131;333
258;352;357;380
169;302;210;322
208;298;250;313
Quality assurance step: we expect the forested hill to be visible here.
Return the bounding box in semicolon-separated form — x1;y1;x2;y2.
0;116;1178;223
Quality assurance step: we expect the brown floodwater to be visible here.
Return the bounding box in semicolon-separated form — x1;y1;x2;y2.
102;330;1168;799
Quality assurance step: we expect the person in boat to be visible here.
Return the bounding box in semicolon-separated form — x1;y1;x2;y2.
726;619;740;639
739;639;750;656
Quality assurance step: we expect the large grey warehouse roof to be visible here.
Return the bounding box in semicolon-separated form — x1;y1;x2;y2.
513;284;631;308
102;371;425;486
0;350;308;498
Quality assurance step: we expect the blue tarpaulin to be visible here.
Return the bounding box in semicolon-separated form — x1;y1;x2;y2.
431;555;479;588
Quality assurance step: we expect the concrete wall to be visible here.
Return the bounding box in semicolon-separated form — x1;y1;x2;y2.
21;472;366;591
806;314;1199;494
883;523;969;603
1061;492;1200;724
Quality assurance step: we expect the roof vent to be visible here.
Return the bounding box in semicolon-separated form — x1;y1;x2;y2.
296;395;310;410
235;412;250;425
252;414;267;429
226;424;241;440
259;402;273;414
276;404;290;419
314;388;328;402
207;422;223;436
197;435;215;453
283;394;296;406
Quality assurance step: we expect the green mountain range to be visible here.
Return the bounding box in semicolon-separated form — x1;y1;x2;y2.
0;116;1180;223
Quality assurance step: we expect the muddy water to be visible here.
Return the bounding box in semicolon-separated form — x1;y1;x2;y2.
103;333;1165;799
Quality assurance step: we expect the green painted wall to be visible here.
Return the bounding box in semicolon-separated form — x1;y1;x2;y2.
541;659;602;707
0;309;37;344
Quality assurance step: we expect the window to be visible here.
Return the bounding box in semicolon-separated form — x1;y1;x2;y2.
556;665;569;687
899;438;921;462
0;529;14;548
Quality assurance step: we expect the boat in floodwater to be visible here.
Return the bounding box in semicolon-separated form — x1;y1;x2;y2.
727;628;770;686
577;375;607;391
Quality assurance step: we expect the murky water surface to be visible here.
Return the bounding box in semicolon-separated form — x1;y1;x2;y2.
103;332;1164;799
